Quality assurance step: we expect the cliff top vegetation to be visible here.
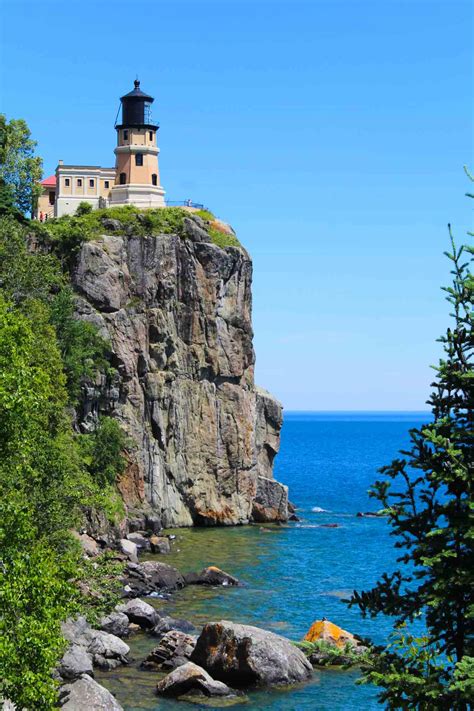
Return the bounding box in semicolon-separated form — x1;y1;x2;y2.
33;204;241;260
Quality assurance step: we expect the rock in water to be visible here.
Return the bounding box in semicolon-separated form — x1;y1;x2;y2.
304;620;358;647
251;475;289;523
72;230;287;526
60;674;123;710
142;630;197;671
116;598;160;629
156;661;233;698
100;611;130;638
191;621;312;686
149;535;171;554
185;566;240;586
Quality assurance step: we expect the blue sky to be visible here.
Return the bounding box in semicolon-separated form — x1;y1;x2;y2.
1;0;472;410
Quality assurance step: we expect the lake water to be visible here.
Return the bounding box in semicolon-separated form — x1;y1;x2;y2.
98;411;429;710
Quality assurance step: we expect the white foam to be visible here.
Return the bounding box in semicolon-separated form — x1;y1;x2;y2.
311;506;328;513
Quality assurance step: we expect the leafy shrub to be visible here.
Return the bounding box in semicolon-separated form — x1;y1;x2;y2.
81;416;129;487
295;639;371;667
50;288;111;402
76;201;93;216
39;204;242;252
75;552;126;625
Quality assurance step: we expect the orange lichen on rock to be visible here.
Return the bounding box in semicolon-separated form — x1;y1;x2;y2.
304;620;356;648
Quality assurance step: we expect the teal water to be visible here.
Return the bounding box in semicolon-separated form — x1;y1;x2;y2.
98;411;429;710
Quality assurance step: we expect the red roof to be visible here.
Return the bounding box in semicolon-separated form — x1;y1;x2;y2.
41;175;56;187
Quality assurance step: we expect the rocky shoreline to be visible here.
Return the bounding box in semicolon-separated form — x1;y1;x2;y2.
56;527;370;710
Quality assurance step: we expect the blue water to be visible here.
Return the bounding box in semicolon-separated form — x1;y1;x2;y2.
99;411;430;710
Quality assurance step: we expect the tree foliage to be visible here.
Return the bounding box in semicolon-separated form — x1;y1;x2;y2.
0;211;128;708
349;180;474;709
0;115;42;215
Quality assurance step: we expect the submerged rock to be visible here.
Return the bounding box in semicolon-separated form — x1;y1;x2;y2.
151;615;195;638
60;674;123;710
156;661;233;698
185;566;240;587
191;620;312;686
142;630;197;671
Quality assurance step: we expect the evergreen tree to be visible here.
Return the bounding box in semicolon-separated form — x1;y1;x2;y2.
350;178;474;709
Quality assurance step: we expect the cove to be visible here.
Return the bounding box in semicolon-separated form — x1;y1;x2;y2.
98;411;428;710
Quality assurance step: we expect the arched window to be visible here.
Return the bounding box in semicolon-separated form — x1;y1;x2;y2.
135;153;143;166
151;174;158;186
119;172;126;185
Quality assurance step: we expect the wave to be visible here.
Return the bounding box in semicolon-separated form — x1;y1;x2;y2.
311;506;328;513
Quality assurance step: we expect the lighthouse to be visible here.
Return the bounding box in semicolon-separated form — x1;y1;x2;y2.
110;79;166;208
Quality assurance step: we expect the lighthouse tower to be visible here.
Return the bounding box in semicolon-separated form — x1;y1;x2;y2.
110;80;165;208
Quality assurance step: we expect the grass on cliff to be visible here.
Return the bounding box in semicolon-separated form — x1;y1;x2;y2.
34;205;241;259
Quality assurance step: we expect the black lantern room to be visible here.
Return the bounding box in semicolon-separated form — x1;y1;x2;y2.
116;79;158;131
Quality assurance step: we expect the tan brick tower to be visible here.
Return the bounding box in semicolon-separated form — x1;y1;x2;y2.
110;80;165;208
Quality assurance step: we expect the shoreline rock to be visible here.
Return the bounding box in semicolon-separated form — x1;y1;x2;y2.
59;674;123;710
156;661;234;698
191;620;312;687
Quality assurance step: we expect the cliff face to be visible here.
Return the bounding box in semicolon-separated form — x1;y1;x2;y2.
72;217;287;527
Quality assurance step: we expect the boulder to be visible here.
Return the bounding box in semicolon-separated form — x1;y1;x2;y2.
124;560;185;595
156;661;233;698
60;616;130;670
150;535;171;554
251;476;288;523
304;620;358;648
185;566;240;587
59;674;123;710
99;611;130;638
72;531;100;557
127;531;151;551
145;513;163;534
116;598;159;630
119;538;138;563
142;630;197;671
151;615;195;638
191;621;312;687
57;644;93;680
86;630;130;670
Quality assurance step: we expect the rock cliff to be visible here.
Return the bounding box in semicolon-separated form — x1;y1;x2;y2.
72;216;287;527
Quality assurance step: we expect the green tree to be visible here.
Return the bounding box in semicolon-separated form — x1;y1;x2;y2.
349;184;474;709
82;416;129;487
0;115;43;216
50;288;110;402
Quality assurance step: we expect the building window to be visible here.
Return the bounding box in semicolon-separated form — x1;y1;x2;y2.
152;174;157;186
65;178;70;187
123;130;128;141
149;131;153;141
119;172;126;185
105;180;109;189
89;179;94;188
135;153;143;166
49;191;55;205
77;178;82;187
